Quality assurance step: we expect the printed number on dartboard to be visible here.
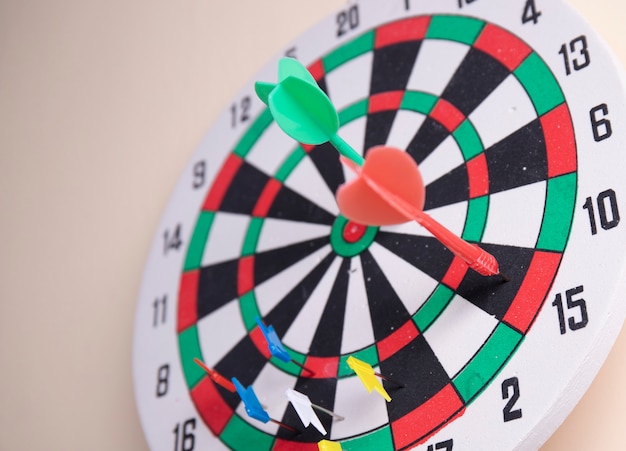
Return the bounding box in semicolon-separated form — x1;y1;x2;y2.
153;295;167;328
552;286;588;335
173;418;196;451
336;5;359;37
559;35;591;76
231;96;251;128
164;224;183;255
583;189;620;235
426;439;453;450
502;377;523;422
590;104;613;142
457;0;541;25
156;363;170;398
192;161;207;189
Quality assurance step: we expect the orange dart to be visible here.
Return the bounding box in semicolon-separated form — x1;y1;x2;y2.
193;358;236;392
337;147;505;279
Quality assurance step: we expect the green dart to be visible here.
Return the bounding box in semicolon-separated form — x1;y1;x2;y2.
255;57;364;166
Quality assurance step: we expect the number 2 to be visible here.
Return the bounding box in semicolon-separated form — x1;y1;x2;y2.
502;377;523;422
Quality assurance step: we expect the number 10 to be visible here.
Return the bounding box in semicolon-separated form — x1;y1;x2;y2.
583;189;620;235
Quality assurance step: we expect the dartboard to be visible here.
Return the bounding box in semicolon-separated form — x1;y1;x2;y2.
133;1;626;450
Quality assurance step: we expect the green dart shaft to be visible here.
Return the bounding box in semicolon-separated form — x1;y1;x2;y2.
257;57;365;167
329;134;364;166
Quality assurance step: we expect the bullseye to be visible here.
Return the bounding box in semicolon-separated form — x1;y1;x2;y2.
342;221;368;243
330;215;378;258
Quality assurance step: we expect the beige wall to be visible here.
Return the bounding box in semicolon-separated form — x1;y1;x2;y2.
1;1;624;449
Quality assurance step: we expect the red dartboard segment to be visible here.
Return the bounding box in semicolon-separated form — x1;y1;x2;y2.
307;59;326;83
466;154;489;199
303;355;340;379
542;103;577;178
178;270;199;333
237;256;255;297
430;99;466;132
250;326;273;360
504;251;563;334
474;23;532;71
368;91;405;114
202;154;243;211
375;16;431;49
391;384;465;449
377;320;420;362
441;256;470;290
191;377;235;436
253;178;283;217
273;439;319;451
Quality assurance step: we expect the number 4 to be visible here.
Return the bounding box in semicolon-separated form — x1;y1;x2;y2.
522;0;541;25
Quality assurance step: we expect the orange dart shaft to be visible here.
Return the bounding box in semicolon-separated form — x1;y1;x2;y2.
193;358;236;392
360;173;500;277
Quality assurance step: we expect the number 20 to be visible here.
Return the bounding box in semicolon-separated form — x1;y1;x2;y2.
336;5;359;37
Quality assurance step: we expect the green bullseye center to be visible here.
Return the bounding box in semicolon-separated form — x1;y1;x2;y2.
330;215;378;257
